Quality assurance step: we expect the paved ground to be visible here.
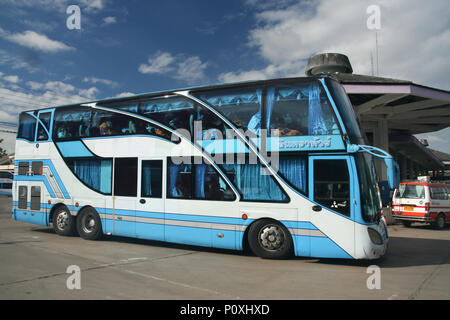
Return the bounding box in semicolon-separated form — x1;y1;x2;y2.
0;196;449;300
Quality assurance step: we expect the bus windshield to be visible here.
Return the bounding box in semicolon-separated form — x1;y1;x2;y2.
355;153;382;222
325;78;364;145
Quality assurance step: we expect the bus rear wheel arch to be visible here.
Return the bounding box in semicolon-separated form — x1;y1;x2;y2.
51;204;77;236
76;206;103;240
247;218;293;259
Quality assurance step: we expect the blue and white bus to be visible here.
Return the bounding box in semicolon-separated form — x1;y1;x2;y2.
12;76;398;259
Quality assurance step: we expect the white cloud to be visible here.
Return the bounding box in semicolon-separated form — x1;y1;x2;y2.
83;76;118;88
0;80;100;123
102;16;117;25
80;0;107;12
220;0;450;90
138;51;175;74
175;56;208;83
139;51;208;84
116;92;135;97
0;28;74;53
3;75;20;83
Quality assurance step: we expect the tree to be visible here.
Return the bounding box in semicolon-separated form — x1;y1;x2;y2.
0;139;8;158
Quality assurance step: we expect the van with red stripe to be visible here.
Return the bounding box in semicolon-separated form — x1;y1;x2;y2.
392;178;450;229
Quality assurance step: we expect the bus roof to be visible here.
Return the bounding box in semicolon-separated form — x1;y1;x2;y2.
19;75;329;113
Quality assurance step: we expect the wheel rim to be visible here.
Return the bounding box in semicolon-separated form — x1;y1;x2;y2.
258;224;285;252
81;213;96;234
438;216;445;228
56;211;69;230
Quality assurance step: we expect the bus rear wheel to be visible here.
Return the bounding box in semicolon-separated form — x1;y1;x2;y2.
53;205;76;236
248;219;293;259
76;207;103;240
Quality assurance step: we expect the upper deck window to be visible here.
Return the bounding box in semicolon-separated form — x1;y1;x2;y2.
53;106;174;142
195;87;263;137
17;113;36;141
194;81;340;139
54;106;91;139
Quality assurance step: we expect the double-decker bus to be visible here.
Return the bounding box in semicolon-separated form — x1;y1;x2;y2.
12;76;398;259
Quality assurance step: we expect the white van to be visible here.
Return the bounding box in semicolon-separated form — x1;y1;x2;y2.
0;170;13;197
392;180;450;229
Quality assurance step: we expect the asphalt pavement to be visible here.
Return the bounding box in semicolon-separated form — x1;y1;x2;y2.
0;196;449;300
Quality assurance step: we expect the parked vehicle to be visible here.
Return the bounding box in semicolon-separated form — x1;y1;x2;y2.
392;177;450;229
0;170;13;196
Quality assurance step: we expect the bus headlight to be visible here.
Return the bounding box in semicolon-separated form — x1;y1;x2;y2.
367;228;383;245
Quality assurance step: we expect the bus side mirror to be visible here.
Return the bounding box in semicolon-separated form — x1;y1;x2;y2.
384;158;400;190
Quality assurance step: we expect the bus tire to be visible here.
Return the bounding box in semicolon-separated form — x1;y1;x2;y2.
248;219;293;259
53;205;76;236
76;207;103;240
433;213;446;230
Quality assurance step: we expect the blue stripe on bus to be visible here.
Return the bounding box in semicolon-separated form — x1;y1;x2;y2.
13;202;352;258
14;159;70;199
14;175;56;198
13;209;49;227
56;141;94;158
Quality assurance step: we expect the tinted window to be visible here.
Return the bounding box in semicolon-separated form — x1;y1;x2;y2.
219;156;288;202
141;160;163;198
91;109;174;141
314;159;350;216
36;112;51;141
167;157;236;201
17;113;36;141
355;153;382;222
18;186;27;209
0;171;13;179
54;107;91;139
398;184;425;199
430;186;447;200
140;97;194;139
268;83;339;137
114;158;137;197
196;87;263;137
277;154;307;194
67;158;112;194
325;78;364;144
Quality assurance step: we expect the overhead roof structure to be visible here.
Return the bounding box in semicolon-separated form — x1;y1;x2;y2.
305;52;450;179
334;73;450;135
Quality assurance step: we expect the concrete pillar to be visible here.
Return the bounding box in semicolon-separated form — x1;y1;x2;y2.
373;119;389;181
400;154;407;180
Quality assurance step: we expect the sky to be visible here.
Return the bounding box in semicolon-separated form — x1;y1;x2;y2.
0;0;449;155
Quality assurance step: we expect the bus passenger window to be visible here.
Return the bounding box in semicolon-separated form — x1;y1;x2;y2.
141;160;162;198
314;159;350;216
194;159;236;201
53;106;91;140
17;113;37;141
167;159;193;199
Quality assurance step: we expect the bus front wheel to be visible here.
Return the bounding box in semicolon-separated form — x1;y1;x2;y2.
248;219;293;259
76;207;103;240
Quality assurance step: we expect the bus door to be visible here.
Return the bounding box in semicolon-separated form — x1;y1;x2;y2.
136;158;165;241
307;155;356;259
110;157;138;237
